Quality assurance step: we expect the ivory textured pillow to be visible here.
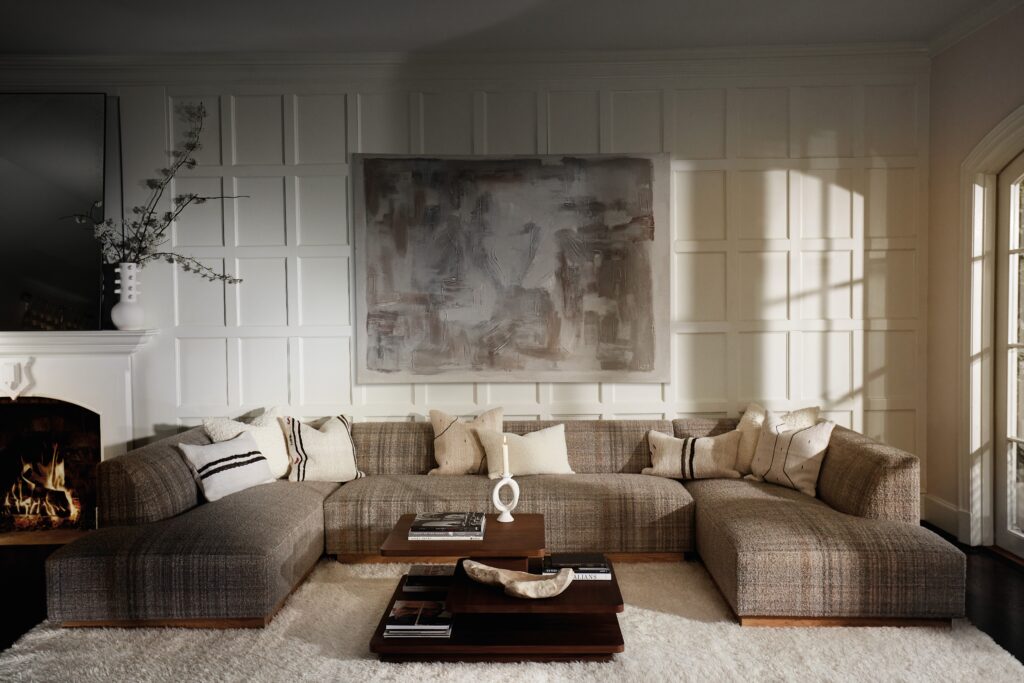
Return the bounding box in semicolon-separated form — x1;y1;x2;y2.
203;407;290;479
179;432;275;502
735;403;820;475
280;415;365;483
476;425;574;480
642;430;742;480
748;410;835;497
429;408;503;475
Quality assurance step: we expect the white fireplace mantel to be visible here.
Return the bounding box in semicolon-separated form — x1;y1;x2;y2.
0;330;157;355
0;330;159;459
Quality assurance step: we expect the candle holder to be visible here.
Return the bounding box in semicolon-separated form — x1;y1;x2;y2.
491;473;520;523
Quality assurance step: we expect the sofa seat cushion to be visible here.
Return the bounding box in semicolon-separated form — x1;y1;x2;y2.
325;474;694;554
47;481;339;623
685;479;965;619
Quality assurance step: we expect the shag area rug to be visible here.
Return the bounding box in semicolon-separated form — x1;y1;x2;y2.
1;561;1021;682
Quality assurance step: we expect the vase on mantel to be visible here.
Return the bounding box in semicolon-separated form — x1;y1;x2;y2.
109;263;145;330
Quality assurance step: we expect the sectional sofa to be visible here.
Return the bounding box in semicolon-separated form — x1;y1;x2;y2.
46;418;966;627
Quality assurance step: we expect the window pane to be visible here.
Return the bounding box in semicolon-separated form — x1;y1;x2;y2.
1018;255;1024;343
1018;182;1024;252
1015;441;1024;533
1017;349;1024;437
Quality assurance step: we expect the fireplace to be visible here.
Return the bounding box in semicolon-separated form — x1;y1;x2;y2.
0;397;99;532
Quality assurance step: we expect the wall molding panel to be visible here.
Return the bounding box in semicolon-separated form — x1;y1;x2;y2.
0;50;929;490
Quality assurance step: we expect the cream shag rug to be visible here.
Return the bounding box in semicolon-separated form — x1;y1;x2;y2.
1;561;1021;682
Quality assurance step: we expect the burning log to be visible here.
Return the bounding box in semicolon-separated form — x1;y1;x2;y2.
2;444;80;529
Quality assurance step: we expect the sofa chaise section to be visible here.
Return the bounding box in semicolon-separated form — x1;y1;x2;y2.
46;430;339;626
679;423;966;624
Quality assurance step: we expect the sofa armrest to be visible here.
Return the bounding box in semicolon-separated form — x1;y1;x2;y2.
816;426;920;524
98;428;206;526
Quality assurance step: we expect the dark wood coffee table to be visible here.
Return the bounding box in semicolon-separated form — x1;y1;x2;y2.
369;513;625;662
380;513;546;570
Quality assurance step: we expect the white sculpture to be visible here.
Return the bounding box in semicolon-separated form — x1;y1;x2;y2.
463;560;574;599
491;434;520;522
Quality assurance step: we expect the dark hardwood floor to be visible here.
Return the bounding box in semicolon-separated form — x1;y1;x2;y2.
3;531;1023;662
924;523;1024;663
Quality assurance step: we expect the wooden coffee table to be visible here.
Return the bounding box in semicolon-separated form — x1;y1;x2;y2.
369;513;625;662
379;513;545;570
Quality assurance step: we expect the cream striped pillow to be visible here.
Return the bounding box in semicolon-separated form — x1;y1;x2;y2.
643;430;742;480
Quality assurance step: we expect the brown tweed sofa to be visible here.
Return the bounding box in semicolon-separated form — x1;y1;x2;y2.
45;417;965;627
327;419;692;556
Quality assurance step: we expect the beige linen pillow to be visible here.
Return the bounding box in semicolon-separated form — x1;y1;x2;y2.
476;424;574;480
642;430;742;480
203;407;290;479
280;415;364;483
429;408;503;475
748;410;835;497
735;402;820;475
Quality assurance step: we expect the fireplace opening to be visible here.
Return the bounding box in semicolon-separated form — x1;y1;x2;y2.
0;397;99;532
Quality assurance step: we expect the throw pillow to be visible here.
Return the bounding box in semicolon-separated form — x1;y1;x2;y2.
748;410;835;497
476;424;574;480
178;432;275;502
735;402;820;475
280;415;365;483
429;408;503;475
642;430;742;480
204;407;290;479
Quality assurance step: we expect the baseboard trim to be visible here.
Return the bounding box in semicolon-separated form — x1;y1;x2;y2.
922;494;961;537
63;616;269;629
739;616;952;628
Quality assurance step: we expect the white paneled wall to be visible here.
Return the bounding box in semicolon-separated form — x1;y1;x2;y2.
121;54;927;477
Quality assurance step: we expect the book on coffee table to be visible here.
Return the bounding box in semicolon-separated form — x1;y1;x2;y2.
383;600;453;638
407;512;485;540
542;553;613;580
403;564;456;592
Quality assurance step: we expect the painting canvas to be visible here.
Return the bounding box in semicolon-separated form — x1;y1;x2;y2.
353;154;670;383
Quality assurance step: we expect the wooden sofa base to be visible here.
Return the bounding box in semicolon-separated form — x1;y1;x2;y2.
739;616;952;628
334;551;689;564
63;616;270;629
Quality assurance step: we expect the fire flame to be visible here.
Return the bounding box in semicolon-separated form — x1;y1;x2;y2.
2;443;80;528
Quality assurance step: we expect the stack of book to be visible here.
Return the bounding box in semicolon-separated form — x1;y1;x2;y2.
403;564;456;593
383;600;453;639
407;512;486;541
542;553;613;580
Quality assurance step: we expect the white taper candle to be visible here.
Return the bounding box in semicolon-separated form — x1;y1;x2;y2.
502;434;510;476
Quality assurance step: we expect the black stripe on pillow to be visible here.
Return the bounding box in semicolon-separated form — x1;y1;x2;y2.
196;450;262;475
687;438;697;480
200;455;268;480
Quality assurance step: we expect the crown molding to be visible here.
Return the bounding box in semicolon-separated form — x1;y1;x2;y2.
0;43;930;88
929;0;1024;56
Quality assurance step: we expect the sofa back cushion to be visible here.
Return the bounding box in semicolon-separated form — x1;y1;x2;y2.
351;419;674;475
816;425;920;522
98;427;206;526
351;421;435;475
672;417;739;440
504;420;671;474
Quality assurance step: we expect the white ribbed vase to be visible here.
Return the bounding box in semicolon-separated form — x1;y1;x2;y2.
110;263;145;330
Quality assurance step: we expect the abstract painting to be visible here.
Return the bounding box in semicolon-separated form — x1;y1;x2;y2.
353;154;669;383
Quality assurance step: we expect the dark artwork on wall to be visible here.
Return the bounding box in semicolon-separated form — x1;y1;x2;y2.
0;398;99;532
354;155;669;383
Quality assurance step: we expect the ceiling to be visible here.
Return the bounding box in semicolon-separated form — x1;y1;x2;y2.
0;0;1008;55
